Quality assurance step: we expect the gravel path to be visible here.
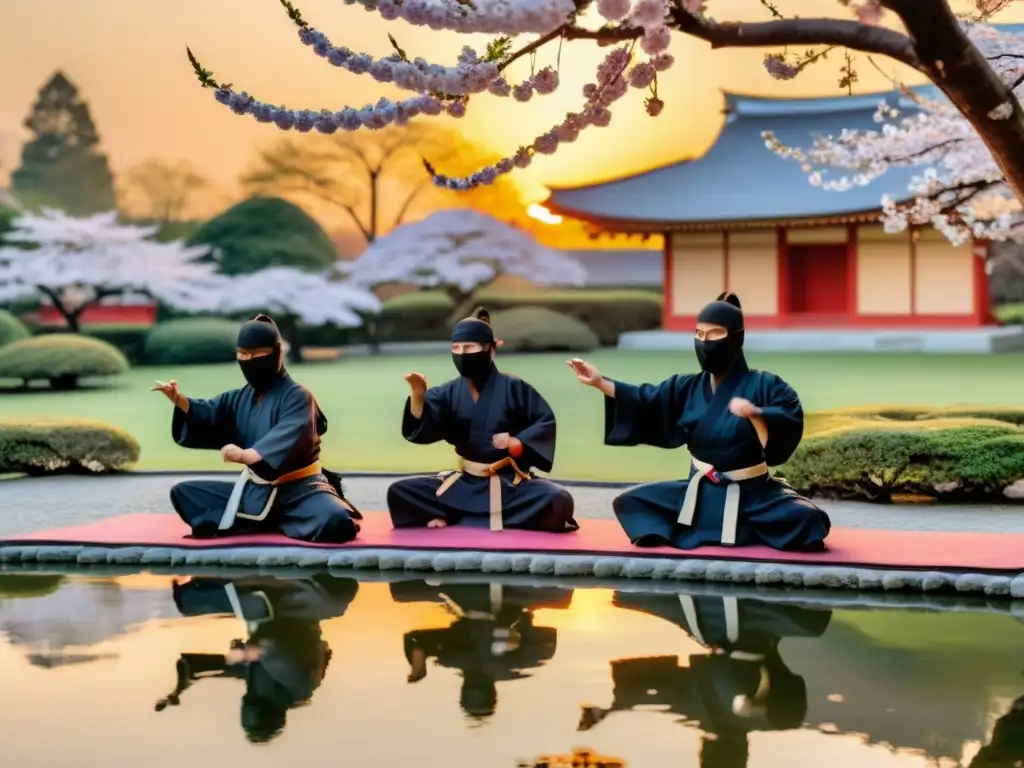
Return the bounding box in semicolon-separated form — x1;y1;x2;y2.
0;473;1021;538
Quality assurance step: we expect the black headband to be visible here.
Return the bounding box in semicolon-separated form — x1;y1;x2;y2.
237;314;282;348
451;318;494;345
697;292;743;332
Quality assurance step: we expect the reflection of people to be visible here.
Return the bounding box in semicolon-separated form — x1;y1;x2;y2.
579;591;831;768
387;308;577;533
391;579;572;721
568;292;830;552
970;694;1024;767
157;574;359;743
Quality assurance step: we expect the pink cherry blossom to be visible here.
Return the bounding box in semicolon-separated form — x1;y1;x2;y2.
766;21;1024;245
641;27;672;56
597;0;631;21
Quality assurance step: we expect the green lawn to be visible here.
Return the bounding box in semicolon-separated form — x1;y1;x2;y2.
2;350;1023;481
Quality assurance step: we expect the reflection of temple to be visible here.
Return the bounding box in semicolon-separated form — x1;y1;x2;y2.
580;592;831;768
516;747;626;767
159;574;359;743
390;579;573;722
0;575;178;667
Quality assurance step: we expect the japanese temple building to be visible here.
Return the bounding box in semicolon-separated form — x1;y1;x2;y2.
544;71;1024;351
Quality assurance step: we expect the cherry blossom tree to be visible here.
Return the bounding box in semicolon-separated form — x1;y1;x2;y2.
0;209;226;332
340;208;586;306
186;0;1024;199
216;266;382;360
766;23;1024;247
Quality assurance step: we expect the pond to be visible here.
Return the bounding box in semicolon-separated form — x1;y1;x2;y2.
0;572;1021;768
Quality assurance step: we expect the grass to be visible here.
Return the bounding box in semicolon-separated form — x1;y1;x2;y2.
0;350;1022;481
834;610;1024;654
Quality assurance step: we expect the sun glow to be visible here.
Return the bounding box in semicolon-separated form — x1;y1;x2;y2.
527;204;563;225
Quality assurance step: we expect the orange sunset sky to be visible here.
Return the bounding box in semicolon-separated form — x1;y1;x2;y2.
0;0;1020;231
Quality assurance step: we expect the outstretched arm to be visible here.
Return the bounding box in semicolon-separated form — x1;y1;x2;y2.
171;390;241;450
604;375;695;449
402;380;452;445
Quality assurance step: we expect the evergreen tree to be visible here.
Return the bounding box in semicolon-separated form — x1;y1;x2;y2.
11;71;116;215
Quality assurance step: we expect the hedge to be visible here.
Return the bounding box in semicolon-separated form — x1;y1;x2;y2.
0;309;30;347
376;290;456;343
465;287;662;345
783;405;1024;502
996;302;1024;325
492;306;600;352
0;334;129;390
145;317;240;365
0;419;140;475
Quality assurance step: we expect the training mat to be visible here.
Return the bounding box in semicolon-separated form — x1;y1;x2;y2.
5;512;1024;574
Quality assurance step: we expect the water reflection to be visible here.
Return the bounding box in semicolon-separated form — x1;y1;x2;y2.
3;570;1024;766
579;592;830;767
971;695;1024;767
160;575;359;743
390;579;572;722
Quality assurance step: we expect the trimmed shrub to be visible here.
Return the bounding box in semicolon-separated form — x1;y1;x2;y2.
783;405;1024;502
468;287;663;345
0;309;30;347
86;324;151;364
0;334;128;390
377;290;456;342
0;419;140;475
145;317;239;365
187;196;337;276
492;306;600;352
995;302;1024;325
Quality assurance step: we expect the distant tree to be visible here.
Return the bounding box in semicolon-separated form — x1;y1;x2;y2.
342;208;586;307
0;209;225;333
216;266;381;361
11;72;116;215
119;158;210;222
187;196;337;275
240;124;524;247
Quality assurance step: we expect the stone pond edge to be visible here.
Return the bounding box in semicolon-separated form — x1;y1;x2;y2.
3;544;1024;600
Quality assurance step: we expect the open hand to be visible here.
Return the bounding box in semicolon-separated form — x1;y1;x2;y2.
566;358;602;387
404;372;428;396
221;444;245;464
151;379;181;405
729;397;762;419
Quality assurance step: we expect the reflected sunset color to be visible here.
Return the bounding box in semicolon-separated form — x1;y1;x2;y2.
1;572;1023;767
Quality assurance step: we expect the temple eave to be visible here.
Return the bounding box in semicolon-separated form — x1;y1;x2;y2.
544;199;886;234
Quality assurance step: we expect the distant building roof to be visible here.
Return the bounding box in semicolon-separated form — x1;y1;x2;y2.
546;87;935;232
566;248;662;287
546;21;1024;233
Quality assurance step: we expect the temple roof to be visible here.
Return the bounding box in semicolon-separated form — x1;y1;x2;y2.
545;87;936;231
546;20;1024;232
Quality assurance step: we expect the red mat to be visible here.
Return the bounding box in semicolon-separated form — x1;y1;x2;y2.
5;512;1024;573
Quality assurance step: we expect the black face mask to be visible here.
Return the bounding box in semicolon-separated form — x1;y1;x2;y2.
239;348;282;391
694;335;742;376
452;350;493;388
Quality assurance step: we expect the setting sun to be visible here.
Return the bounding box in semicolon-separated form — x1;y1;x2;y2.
527;203;563;225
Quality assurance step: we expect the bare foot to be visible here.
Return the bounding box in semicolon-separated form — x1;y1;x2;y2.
427;518;448;529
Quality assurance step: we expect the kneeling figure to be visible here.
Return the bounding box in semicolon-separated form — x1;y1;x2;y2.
387;308;577;533
568;293;830;552
154;314;359;544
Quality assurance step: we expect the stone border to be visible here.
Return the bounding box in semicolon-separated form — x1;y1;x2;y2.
2;544;1023;599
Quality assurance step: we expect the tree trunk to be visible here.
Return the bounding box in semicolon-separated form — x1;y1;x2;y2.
50;374;79;391
36;287;82;333
885;0;1024;202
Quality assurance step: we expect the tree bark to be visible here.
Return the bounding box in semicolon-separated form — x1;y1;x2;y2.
36;286;79;333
